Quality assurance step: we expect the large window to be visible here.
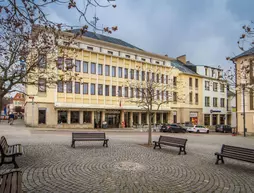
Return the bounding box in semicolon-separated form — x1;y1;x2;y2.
213;97;218;107
57;81;63;93
136;70;140;80
125;87;128;97
220;98;225;107
156;74;159;83
195;93;198;104
118;67;122;78
38;78;46;92
75;82;80;94
189;77;192;87
130;88;134;98
161;75;164;83
152;73;155;81
118;86;122;97
173;92;177;102
91;63;96;74
71;111;79;124
124;68;128;79
98;64;103;75
157;90;160;100
83;61;88;73
66;81;72;93
142;71;145;81
205;97;210;107
91;83;95;95
57;57;64;70
83;83;88;94
189;92;193;103
105;85;110;96
83;112;92;123
112;86;116;96
38;54;46;68
131;69;134;79
166;91;169;101
66;59;73;71
112;66;116;77
220;84;224;92
213;82;218;91
204;114;210;126
75;60;81;72
173;77;177;86
147;72;150;81
205;81;210;90
98;84;103;95
166;75;169;84
58;111;67;124
105;65;110;76
195;79;198;88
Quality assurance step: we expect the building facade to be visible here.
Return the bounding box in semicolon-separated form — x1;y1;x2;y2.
233;47;254;135
186;62;228;127
24;31;203;128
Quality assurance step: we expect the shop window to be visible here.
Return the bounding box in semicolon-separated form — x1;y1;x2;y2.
83;112;92;123
220;115;225;125
38;109;46;124
71;111;79;123
58;111;67;124
141;113;146;124
204;114;210;126
57;81;63;93
75;60;81;72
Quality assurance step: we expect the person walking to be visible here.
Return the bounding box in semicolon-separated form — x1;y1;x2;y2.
9;112;14;125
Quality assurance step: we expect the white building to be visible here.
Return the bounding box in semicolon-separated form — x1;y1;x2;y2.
227;89;236;128
186;62;228;126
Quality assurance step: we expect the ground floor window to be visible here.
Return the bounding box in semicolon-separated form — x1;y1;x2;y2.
220;115;225;125
204;114;210;126
38;109;46;124
141;113;146;124
212;114;217;125
163;113;167;123
156;113;160;124
83;111;92;123
133;113;138;125
173;114;177;123
58;111;67;124
71;111;79;124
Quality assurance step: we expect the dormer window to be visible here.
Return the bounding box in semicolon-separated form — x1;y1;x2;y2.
141;58;146;62
125;55;130;59
87;46;93;51
108;51;113;55
156;61;160;64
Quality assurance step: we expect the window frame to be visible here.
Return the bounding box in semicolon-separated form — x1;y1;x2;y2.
83;83;88;94
98;64;103;75
98;84;103;95
91;83;96;95
112;66;116;77
91;63;96;74
66;81;72;93
75;82;80;94
38;78;46;92
57;80;64;93
105;65;110;76
75;60;81;72
83;61;88;73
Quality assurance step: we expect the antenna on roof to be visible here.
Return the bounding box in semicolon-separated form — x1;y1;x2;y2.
91;8;99;33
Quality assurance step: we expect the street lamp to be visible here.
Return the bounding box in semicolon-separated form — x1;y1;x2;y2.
242;84;246;137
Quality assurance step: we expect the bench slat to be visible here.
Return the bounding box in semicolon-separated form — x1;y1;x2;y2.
11;172;17;193
0;174;7;193
4;174;11;193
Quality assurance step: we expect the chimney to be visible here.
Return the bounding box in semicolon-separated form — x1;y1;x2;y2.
177;55;186;64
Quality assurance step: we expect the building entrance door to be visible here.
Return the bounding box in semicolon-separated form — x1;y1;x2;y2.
38;109;46;124
105;110;120;128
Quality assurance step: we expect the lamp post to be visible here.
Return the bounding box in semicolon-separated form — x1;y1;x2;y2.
242;85;246;137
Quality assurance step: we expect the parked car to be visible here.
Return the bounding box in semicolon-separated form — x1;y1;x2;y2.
215;125;232;133
187;125;209;133
160;124;186;133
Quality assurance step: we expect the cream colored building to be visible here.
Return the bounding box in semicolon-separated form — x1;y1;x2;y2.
24;31;203;128
232;47;254;135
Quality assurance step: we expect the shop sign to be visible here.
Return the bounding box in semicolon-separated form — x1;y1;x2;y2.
190;112;198;117
210;110;221;113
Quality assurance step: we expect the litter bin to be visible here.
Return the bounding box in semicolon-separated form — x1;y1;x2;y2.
102;121;108;129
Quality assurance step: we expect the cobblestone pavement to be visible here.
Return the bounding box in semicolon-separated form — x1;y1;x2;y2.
0;121;254;193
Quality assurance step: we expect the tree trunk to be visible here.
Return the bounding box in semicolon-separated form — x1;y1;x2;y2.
148;112;152;145
0;97;3;122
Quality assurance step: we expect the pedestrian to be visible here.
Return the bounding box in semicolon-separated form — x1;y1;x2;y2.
9;112;14;125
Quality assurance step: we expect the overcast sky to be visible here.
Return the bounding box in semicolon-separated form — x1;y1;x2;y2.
47;0;254;69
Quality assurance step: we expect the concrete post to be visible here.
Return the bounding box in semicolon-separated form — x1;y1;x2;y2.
91;111;95;128
120;110;125;128
129;112;133;127
154;112;157;124
160;113;163;124
138;112;142;125
79;111;83;124
67;111;71;124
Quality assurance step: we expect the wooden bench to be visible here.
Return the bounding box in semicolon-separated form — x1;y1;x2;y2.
0;171;22;193
215;144;254;164
153;136;187;155
0;136;23;168
71;132;109;148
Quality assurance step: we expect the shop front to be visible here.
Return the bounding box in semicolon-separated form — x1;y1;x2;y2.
190;112;198;125
105;110;120;128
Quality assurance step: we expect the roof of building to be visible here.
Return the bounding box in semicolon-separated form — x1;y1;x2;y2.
227;90;235;96
69;29;143;51
186;61;222;70
171;60;197;75
13;93;25;101
232;47;254;60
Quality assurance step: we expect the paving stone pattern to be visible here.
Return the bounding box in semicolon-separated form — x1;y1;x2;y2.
1;139;254;193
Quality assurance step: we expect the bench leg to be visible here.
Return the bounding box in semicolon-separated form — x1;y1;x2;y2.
215;155;224;164
178;147;182;155
71;140;75;148
0;156;4;166
183;147;187;155
221;157;224;164
12;156;19;169
103;140;108;147
153;142;158;149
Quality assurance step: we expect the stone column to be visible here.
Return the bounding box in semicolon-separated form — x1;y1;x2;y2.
101;111;105;122
154;112;157;124
91;111;95;128
138;112;142;125
67;111;71;124
120;110;125;128
210;114;212;126
160;113;163;124
168;112;171;123
129;112;133;127
146;113;149;124
79;111;83;124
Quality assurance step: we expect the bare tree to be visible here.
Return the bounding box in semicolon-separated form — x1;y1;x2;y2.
0;0;117;112
126;68;186;145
